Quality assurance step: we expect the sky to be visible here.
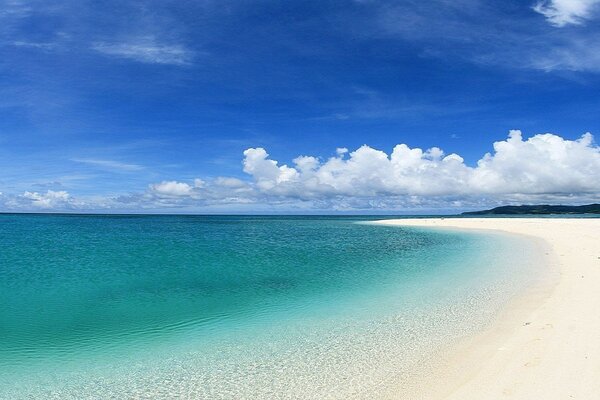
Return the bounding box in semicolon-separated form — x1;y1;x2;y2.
1;0;599;213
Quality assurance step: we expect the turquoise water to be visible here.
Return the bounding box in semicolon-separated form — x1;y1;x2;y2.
0;215;544;399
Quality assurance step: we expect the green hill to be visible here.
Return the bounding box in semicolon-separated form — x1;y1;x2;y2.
462;204;600;215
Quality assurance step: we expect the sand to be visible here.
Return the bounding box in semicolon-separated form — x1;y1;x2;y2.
374;218;600;400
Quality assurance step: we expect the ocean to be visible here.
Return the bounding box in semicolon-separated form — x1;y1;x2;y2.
0;215;545;399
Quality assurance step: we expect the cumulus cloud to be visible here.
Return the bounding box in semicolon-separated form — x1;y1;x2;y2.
149;181;194;197
533;0;600;26
22;190;70;207
242;148;299;191
19;190;72;208
237;131;599;200
472;130;598;194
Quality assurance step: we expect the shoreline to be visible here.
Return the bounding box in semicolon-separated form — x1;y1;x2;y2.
373;218;600;399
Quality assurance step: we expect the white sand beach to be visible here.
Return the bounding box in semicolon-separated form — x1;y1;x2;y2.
375;218;600;400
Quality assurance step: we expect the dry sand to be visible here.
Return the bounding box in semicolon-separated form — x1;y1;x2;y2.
374;218;600;400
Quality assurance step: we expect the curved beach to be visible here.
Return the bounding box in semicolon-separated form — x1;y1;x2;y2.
374;218;600;400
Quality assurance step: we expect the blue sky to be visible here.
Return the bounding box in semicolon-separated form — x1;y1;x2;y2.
1;0;600;212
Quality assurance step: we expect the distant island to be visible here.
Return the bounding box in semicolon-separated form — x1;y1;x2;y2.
462;204;600;215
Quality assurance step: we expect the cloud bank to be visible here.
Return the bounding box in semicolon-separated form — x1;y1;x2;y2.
13;190;73;209
223;130;600;200
1;131;599;212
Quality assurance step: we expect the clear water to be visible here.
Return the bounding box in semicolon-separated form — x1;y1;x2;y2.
0;215;544;399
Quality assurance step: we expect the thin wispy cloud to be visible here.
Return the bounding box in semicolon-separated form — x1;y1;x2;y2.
533;0;600;26
11;40;57;50
0;0;32;18
361;0;600;73
527;36;600;72
72;158;144;172
92;37;193;65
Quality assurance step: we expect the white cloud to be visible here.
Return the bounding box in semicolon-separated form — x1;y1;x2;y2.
239;130;600;199
472;130;599;194
533;0;600;26
149;181;194;197
242;148;299;191
21;190;71;208
92;36;193;65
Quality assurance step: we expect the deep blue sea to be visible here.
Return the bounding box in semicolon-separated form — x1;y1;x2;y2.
0;215;546;399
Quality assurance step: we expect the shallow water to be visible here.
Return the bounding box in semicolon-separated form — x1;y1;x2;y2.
0;215;544;398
